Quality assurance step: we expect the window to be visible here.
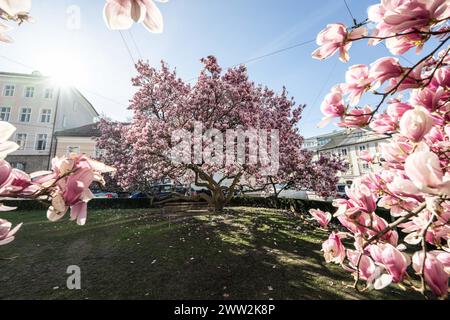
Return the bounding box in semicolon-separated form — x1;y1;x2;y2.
340;148;348;156
67;146;80;154
36;134;47;151
44;88;54;99
0;107;11;121
11;162;26;171
44;88;53;99
24;86;35;98
16;133;27;150
19;108;32;122
359;145;367;152
362;163;370;170
3;85;15;97
40;109;52;123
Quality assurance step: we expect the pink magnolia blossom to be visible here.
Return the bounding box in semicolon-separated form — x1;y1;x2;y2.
336;178;378;217
386;32;426;55
0;22;12;43
386;174;422;200
0;168;37;196
379;135;414;168
318;86;346;128
347;250;376;280
369;113;397;134
399;106;434;142
404;150;450;196
341;65;373;106
309;208;332;228
369;57;403;86
369;0;450;35
359;150;375;163
386;100;413;119
312;24;367;63
347;250;393;289
410;87;447;112
46;154;115;226
375;243;409;282
0;121;19;159
430;250;450;275
338;106;373;128
103;0;167;33
322;232;346;264
413;251;449;298
0;219;22;245
371;214;399;246
0;0;32;43
399;208;449;246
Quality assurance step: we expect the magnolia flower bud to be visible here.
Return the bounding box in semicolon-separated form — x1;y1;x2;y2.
399;106;433;142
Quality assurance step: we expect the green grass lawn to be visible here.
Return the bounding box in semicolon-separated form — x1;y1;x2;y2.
0;205;423;300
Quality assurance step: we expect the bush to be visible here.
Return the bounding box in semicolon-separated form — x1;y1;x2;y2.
3;197;391;221
229;196;390;220
2;198;156;211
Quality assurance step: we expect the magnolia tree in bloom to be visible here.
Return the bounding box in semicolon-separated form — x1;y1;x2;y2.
0;121;114;246
98;56;345;211
309;0;450;298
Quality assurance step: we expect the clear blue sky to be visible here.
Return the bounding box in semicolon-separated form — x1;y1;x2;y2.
0;0;435;137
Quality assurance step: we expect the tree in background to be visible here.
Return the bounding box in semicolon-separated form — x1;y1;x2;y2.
98;56;344;211
310;0;450;298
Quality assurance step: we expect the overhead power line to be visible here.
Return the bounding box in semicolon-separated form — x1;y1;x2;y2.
306;59;339;121
0;55;128;107
0;54;34;70
128;29;143;60
343;0;357;26
230;39;316;68
119;30;136;65
186;38;316;83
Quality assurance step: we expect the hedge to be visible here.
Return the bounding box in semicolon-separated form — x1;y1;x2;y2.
229;196;334;213
2;197;391;220
229;196;392;221
1;198;156;211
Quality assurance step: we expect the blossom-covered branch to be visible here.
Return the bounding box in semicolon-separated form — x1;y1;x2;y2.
0;121;115;246
310;0;450;299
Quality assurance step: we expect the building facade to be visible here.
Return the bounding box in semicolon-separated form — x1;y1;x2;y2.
0;71;99;172
54;123;101;158
303;129;389;186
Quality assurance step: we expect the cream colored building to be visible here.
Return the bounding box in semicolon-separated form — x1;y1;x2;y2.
54;123;101;158
303;129;389;186
0;71;99;172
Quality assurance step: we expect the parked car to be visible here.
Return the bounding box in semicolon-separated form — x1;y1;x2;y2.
149;184;189;200
336;184;349;199
278;189;309;200
130;191;149;199
92;189;119;199
190;188;212;197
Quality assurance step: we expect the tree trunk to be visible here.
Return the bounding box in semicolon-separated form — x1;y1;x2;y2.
210;188;226;212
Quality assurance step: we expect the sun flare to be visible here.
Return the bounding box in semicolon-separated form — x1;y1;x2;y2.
37;50;87;88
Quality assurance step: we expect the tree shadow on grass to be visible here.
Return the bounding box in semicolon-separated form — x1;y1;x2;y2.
0;207;424;300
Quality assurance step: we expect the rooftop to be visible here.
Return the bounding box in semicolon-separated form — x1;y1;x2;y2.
0;70;49;79
55;123;100;138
